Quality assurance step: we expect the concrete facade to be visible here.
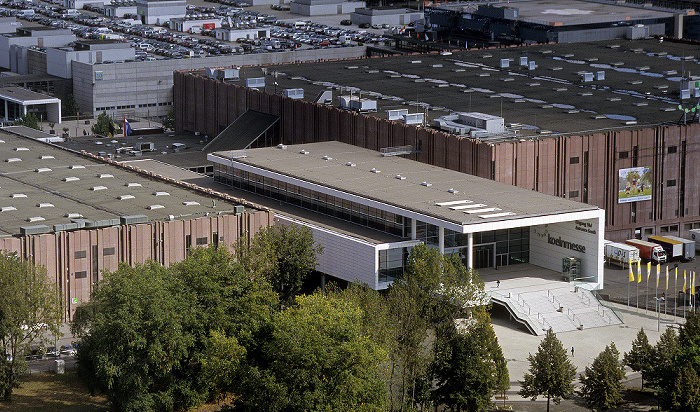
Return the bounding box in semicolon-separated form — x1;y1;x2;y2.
135;0;186;25
214;27;270;41
289;0;365;16
46;40;135;79
351;8;423;26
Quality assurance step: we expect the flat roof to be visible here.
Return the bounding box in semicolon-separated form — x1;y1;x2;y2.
0;86;60;103
211;141;598;227
453;0;678;26
223;38;696;141
0;131;259;237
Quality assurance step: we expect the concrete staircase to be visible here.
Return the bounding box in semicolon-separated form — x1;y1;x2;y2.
489;286;622;335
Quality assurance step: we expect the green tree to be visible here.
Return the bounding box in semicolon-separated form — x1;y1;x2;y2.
0;253;62;400
580;343;626;410
519;329;577;412
648;327;678;396
14;113;39;130
670;365;700;411
623;328;653;389
267;292;388;411
62;93;80;117
431;310;508;411
250;225;322;306
91;111;115;136
162;108;174;130
72;262;199;411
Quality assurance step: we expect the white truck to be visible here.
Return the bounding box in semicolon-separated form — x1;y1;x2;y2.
604;242;640;268
689;229;700;252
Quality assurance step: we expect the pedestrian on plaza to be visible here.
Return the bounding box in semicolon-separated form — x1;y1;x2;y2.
571;347;574;357
496;279;500;288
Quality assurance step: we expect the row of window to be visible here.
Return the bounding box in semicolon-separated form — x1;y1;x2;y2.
74;247;115;259
94;102;172;112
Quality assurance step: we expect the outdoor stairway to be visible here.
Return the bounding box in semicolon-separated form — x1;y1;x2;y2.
489;286;622;335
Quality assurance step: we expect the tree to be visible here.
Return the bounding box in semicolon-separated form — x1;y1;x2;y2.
162;108;174;130
265;293;388;411
62;93;80;117
670;365;700;412
623;328;653;389
0;253;62;400
249;225;322;306
91;111;115;136
580;343;626;410
431;310;508;412
14;113;39;130
519;329;577;412
648;327;678;393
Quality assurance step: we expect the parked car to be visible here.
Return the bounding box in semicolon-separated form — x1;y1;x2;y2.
340;19;351;26
59;345;76;356
45;347;60;358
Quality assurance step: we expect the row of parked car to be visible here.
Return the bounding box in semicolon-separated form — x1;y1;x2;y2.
25;344;77;361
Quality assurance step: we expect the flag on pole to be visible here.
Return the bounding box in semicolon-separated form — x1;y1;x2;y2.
629;264;634;282
666;266;669;290
693;272;696;296
637;260;642;283
124;116;132;137
675;267;678;288
647;262;651;282
684;270;687;293
656;264;660;289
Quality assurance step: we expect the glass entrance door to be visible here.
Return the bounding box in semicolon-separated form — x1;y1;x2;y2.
474;243;495;269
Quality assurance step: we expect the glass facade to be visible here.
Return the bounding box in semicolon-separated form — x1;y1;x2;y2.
213;163;529;273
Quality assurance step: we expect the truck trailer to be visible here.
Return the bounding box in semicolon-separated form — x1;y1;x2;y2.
689;229;700;252
648;235;692;261
655;235;695;261
625;239;667;264
604;242;640;268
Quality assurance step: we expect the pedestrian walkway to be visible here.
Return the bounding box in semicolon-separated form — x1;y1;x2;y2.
482;264;621;335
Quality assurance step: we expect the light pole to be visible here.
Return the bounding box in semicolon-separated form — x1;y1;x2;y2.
654;296;665;332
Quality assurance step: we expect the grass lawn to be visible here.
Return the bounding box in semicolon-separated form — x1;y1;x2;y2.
0;371;109;412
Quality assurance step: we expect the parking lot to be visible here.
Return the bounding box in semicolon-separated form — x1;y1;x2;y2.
0;0;393;62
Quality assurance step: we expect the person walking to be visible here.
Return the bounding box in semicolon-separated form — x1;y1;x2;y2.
496;279;500;288
571;347;574;357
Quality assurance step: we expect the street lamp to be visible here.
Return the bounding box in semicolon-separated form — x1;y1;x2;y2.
654;296;665;331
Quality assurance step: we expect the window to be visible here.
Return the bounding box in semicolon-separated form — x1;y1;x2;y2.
668;146;677;154
75;271;87;279
103;247;115;256
667;179;677;187
619;151;629;159
196;237;208;245
671;225;679;232
569;157;579;165
569;190;579;198
74;250;86;259
660;226;669;233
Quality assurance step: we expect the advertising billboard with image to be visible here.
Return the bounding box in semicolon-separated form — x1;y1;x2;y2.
618;166;652;203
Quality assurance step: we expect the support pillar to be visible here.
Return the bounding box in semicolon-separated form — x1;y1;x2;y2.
411;218;416;240
467;232;474;269
438;226;444;254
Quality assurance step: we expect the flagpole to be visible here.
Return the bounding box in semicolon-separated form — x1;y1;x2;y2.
675;267;678;319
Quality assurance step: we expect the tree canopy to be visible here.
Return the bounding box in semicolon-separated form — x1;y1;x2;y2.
0;252;62;400
519;329;576;412
91;111;115;136
14;113;39;130
580;343;625;410
623;328;653;389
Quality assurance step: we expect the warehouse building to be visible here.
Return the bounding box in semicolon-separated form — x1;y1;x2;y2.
0;127;272;320
174;37;700;243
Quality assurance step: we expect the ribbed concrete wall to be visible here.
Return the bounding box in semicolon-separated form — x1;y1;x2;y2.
0;210;272;320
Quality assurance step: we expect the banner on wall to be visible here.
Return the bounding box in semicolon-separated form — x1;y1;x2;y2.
618;166;652;204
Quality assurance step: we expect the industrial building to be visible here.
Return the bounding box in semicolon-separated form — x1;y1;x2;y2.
0;127;272;320
423;0;696;44
174;37;700;243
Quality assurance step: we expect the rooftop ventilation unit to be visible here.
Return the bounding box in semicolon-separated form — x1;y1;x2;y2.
40;155;54;160
27;216;45;223
91;186;107;191
99;174;113;179
315;90;333;105
283;88;304;99
322;155;332;160
120;215;148;225
118;195;135;200
183;201;200;206
15;147;28;151
245;77;265;89
448;188;459;194
1;206;16;212
36;203;54;208
370;168;380;173
20;225;50;235
300;149;309;154
11;193;27;198
403;113;424;125
65;213;82;218
581;72;594;82
53;223;80;232
387;109;409;121
421;182;432;187
63;177;80;182
528;61;536;70
154;191;170;196
35;168;51;173
6;158;21;162
70;165;85;169
148;204;165;210
395;175;406;180
126;182;142;187
345;162;356;167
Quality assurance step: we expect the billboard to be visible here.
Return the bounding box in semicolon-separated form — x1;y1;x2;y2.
618;167;652;203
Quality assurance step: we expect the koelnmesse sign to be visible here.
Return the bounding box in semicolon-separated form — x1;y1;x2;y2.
548;234;586;254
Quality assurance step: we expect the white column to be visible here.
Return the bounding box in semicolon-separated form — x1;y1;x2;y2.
411;218;416;240
467;232;474;269
438;226;444;254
